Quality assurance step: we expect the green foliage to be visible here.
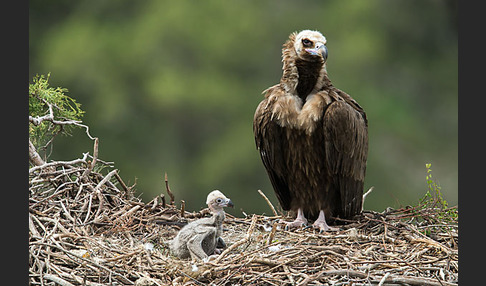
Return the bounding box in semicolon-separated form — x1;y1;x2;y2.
29;73;85;149
419;163;458;223
392;163;457;238
404;163;458;237
422;163;446;209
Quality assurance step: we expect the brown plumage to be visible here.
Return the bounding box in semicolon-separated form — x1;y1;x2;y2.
253;30;368;231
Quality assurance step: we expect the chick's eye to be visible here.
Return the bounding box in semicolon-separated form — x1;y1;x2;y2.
302;39;313;47
216;198;223;203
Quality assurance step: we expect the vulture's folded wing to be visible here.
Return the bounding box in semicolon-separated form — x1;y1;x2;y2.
323;95;368;217
253;96;292;211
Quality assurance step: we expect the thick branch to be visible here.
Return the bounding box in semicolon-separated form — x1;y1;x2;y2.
29;138;45;166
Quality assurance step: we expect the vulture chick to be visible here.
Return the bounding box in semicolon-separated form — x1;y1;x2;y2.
170;190;234;261
253;30;368;232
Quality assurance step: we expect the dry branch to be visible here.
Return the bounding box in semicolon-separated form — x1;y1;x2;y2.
43;274;75;286
257;189;278;216
81;137;99;182
29;99;96;140
29;152;89;174
164;172;175;204
29;138;45;166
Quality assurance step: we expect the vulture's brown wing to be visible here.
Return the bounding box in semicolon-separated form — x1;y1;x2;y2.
253;97;292;211
323;94;368;218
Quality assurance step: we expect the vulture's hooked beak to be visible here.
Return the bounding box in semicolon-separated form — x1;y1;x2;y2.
305;43;328;62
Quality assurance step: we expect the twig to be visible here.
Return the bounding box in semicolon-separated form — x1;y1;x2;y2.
144;248;154;269
117;205;141;221
257;189;278;216
29;152;90;174
213;215;258;264
104;250;143;262
43;274;75;286
164;172;175;204
93;188;105;222
59;200;76;223
250;257;280;267
299;269;369;286
378;272;391;286
362;186;374;210
180;200;186;218
375;274;455;286
404;227;457;256
47;239;134;285
249;254;303;284
266;222;277;246
29;213;41;238
93;169;118;192
150;196;158;210
283;265;295;286
29;100;96;140
160;194;166;208
81;137;99;182
83;194;93;224
114;171;130;193
176;270;206;286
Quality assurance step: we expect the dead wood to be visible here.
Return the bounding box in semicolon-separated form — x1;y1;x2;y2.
29;139;458;286
164;172;175;205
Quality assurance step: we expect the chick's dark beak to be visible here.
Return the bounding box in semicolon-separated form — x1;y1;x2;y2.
225;199;234;208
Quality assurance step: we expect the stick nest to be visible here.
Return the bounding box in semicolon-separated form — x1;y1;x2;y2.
29;155;458;286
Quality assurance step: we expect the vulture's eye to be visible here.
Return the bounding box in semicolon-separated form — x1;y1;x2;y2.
302;38;313;47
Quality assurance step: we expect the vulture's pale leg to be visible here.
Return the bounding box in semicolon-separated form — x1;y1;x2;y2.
282;208;308;229
312;210;339;232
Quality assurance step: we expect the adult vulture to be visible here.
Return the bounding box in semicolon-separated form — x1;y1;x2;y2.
253;30;368;231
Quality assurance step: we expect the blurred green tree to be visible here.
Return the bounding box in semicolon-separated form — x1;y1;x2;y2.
29;0;457;216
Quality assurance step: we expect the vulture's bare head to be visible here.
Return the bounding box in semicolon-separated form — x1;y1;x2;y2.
292;30;328;63
280;29;330;95
206;190;234;213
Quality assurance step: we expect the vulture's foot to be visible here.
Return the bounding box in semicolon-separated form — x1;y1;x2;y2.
281;208;307;230
312;210;339;233
282;217;308;230
312;220;339;233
